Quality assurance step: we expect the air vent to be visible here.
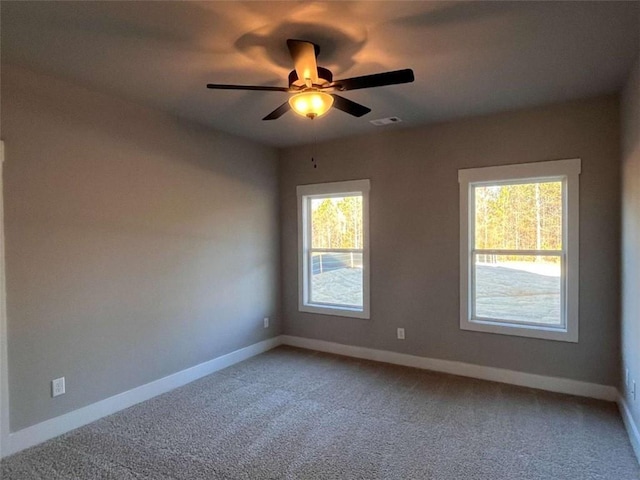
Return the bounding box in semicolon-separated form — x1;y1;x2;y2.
369;116;403;126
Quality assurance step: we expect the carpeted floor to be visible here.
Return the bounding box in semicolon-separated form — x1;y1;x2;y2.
2;346;639;479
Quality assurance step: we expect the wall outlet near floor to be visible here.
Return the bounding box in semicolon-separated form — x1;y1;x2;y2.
263;317;269;329
52;377;65;397
397;328;405;340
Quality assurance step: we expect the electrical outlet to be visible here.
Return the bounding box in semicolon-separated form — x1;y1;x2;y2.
52;377;65;397
263;317;269;329
397;328;405;340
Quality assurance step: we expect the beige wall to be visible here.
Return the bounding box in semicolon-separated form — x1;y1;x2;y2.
0;60;630;434
280;96;621;385
1;66;281;431
621;56;640;429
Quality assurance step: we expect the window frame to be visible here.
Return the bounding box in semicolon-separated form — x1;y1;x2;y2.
458;159;581;342
297;179;370;319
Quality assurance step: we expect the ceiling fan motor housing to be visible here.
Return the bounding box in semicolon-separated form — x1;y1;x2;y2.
289;67;333;89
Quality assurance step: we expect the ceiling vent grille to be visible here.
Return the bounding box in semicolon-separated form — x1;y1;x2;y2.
369;116;402;126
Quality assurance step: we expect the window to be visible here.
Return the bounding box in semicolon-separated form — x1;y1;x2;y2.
297;180;370;319
458;159;580;342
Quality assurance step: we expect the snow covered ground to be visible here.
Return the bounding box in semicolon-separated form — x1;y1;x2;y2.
310;263;561;325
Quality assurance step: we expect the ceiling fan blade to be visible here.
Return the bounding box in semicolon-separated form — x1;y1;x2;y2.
332;69;414;91
262;102;291;121
207;83;290;92
287;39;319;86
331;94;371;117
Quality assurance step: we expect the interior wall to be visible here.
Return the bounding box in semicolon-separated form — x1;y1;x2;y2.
621;56;640;425
1;65;281;431
280;95;621;386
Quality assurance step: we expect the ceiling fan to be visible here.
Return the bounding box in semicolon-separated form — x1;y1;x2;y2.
206;39;415;121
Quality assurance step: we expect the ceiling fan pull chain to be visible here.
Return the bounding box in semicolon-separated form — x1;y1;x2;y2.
312;120;318;169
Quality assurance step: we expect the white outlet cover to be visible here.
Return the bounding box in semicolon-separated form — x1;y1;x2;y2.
52;377;65;397
397;328;405;340
263;317;269;328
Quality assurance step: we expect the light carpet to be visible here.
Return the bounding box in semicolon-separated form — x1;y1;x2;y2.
2;346;639;479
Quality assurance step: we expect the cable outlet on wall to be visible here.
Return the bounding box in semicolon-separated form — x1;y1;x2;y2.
52;377;65;398
263;317;269;329
397;328;405;340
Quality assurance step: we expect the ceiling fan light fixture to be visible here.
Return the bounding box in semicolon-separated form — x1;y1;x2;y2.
207;39;414;121
289;91;334;119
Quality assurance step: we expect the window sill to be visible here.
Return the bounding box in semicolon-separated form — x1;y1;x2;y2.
299;304;370;320
461;318;578;343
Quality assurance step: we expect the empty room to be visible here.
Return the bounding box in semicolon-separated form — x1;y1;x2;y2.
1;1;639;478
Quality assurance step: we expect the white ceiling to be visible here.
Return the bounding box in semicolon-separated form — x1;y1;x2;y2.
2;1;638;147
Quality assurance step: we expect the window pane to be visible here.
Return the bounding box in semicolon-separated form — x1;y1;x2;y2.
474;182;562;250
474;254;561;325
310;251;363;307
311;196;363;249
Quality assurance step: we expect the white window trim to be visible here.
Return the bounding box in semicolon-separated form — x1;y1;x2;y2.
458;159;581;342
297;179;370;319
0;141;8;457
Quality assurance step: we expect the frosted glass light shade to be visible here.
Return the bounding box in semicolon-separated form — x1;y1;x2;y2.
289;91;334;119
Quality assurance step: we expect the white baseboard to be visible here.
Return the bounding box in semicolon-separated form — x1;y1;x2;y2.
618;393;640;464
280;335;618;402
2;336;282;458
